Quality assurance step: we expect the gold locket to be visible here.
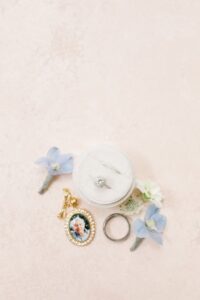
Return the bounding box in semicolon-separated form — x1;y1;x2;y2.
58;189;96;246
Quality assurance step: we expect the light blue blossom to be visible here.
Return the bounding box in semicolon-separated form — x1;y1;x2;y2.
130;204;167;251
35;147;73;194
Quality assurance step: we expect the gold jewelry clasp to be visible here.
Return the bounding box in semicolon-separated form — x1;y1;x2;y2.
57;188;79;219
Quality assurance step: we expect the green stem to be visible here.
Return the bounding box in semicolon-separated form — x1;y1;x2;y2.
38;173;54;194
130;237;144;251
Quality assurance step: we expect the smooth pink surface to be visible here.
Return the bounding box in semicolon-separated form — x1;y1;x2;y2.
0;1;200;299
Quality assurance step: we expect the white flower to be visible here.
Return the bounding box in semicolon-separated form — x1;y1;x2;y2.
135;180;163;208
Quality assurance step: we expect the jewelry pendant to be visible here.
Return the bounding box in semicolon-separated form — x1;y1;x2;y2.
58;189;96;246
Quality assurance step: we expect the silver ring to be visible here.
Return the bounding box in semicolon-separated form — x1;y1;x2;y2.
103;213;131;242
95;176;111;189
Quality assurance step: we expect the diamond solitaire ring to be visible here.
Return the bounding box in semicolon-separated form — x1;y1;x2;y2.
94;176;111;189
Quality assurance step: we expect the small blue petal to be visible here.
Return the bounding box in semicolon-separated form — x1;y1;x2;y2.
56;154;73;164
148;231;163;245
151;213;167;233
35;157;49;167
47;147;60;161
145;204;160;221
60;157;74;174
134;219;149;238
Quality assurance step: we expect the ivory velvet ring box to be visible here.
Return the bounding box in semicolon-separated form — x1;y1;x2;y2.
73;145;135;207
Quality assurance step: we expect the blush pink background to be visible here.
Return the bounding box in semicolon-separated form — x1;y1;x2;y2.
0;1;200;300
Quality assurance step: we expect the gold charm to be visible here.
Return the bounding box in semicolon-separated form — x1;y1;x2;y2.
58;188;96;246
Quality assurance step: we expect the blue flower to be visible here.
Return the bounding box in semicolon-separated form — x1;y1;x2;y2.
130;204;167;251
36;147;73;175
35;147;73;194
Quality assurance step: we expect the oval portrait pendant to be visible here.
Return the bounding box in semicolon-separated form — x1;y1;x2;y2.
58;189;96;246
65;208;95;246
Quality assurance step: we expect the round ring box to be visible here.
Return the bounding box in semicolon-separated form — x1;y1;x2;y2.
73;145;135;207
